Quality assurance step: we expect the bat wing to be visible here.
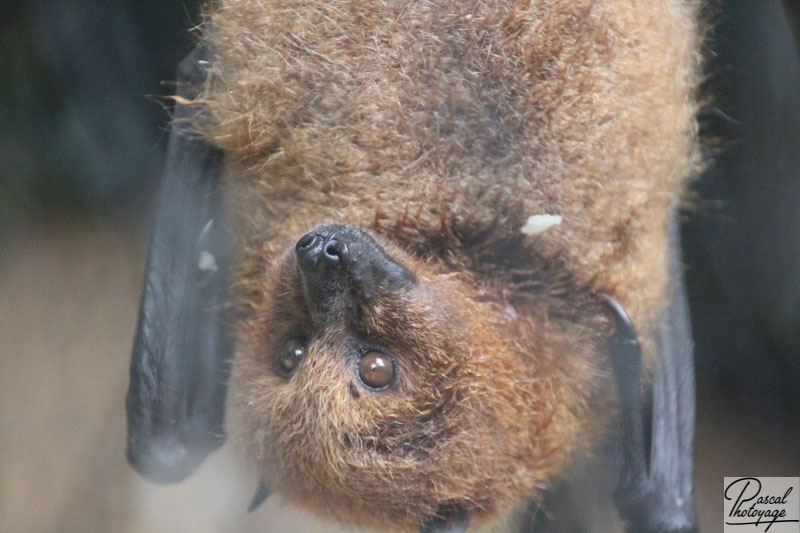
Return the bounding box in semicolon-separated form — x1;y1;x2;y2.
607;214;697;533
126;44;234;484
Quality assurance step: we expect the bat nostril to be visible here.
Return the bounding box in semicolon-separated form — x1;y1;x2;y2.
296;232;317;251
322;239;345;266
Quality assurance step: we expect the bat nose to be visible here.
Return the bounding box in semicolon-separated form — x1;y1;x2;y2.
295;230;348;268
294;224;414;321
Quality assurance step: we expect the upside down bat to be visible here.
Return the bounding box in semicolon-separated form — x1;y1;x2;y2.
126;1;700;531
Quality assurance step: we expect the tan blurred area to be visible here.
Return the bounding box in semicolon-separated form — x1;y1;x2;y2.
0;224;142;533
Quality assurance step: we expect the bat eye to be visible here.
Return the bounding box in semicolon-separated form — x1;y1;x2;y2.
279;337;307;374
358;351;395;389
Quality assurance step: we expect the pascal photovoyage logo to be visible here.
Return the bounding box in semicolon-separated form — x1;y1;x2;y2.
724;477;800;532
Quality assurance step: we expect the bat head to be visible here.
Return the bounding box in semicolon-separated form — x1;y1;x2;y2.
233;223;608;529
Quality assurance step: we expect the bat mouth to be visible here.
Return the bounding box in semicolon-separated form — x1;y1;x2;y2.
294;224;414;320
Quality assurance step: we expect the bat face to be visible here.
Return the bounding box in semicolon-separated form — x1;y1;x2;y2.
234;223;602;528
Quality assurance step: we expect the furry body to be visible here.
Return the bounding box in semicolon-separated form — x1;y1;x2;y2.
196;0;700;530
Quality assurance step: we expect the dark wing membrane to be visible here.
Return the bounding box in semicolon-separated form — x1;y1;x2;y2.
648;215;697;531
126;45;233;484
782;0;800;43
608;214;697;533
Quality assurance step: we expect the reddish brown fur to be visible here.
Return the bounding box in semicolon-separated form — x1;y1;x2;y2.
195;0;701;530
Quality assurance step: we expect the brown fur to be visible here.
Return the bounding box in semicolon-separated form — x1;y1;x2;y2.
194;0;701;530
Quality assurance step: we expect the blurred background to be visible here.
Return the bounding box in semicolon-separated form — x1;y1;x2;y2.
0;0;798;532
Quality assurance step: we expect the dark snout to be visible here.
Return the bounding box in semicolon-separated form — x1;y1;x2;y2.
295;229;348;270
295;224;413;318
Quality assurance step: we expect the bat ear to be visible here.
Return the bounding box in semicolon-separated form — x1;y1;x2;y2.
126;44;234;484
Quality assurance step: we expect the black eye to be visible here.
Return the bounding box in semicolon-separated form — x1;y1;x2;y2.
358;351;395;389
279;337;307;374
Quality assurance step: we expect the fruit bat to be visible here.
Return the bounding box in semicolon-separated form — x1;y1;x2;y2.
126;1;700;531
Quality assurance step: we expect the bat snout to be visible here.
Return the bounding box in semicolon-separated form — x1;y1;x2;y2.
295;229;348;270
295;224;414;319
